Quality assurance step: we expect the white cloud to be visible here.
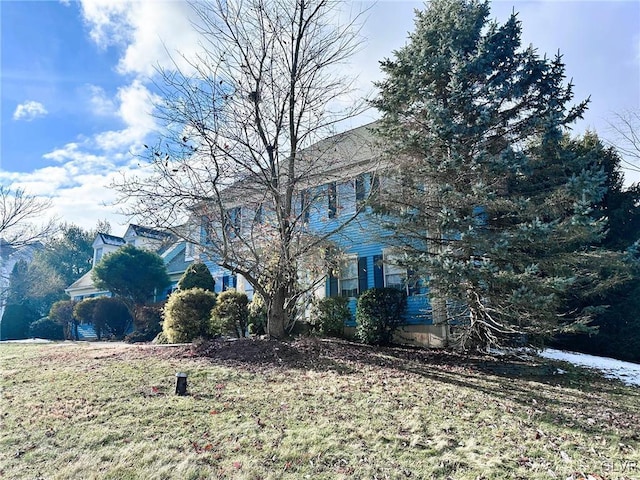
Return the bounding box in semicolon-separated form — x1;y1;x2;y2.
0;154;137;231
87;85;117;116
94;79;160;151
78;0;201;77
78;0;131;50
13;101;48;121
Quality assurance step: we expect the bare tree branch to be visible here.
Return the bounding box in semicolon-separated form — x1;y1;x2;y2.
112;0;372;338
0;187;56;250
606;110;640;174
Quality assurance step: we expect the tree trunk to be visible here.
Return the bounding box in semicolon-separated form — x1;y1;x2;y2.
267;285;288;339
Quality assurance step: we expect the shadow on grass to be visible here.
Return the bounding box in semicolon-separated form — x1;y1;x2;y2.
187;336;640;440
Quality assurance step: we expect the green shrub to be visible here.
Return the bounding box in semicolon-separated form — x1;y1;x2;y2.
356;288;407;345
49;299;78;340
73;298;100;324
93;297;132;339
310;296;351;337
248;294;267;335
130;302;164;341
124;329;158;343
163;288;217;343
29;317;65;340
178;262;215;291
1;304;39;340
211;289;249;338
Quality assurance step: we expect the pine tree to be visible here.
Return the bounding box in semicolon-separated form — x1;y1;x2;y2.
373;0;605;349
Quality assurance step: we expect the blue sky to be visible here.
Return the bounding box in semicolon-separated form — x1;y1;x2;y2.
1;0;639;231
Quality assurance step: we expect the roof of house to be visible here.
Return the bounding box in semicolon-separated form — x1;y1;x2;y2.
126;224;172;240
210;122;382;208
66;269;95;291
96;233;126;246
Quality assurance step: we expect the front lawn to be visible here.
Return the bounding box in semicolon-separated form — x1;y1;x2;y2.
1;338;638;479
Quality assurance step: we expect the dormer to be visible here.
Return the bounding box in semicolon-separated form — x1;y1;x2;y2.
123;224;172;251
92;233;125;266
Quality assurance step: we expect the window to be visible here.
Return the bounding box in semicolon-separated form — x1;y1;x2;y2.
224;207;242;237
383;250;427;296
221;275;237;291
185;242;196;261
327;182;337;218
383;251;408;292
339;255;358;297
355;174;366;208
201;215;214;244
94;247;104;264
300;190;310;223
254;204;263;224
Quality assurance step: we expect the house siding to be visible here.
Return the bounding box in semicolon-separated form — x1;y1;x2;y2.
192;125;443;345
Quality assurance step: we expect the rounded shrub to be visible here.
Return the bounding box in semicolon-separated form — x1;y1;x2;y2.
126;302;165;343
178;262;215;292
211;289;249;338
28;317;65;340
356;288;407;345
0;304;38;340
310;296;351;337
49;299;78;340
73;297;100;324
163;288;217;343
93;297;132;339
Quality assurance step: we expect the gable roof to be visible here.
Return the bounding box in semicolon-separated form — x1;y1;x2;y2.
125;224;172;241
66;269;95;290
95;233;126;247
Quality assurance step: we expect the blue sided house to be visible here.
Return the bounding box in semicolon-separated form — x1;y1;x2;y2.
199;123;449;347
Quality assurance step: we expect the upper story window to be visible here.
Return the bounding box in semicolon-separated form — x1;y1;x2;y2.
355;174;366;208
328;182;338;219
94;247;104;265
254;204;263;224
224;207;242;238
201;215;214;244
185;242;196;261
300;190;310;223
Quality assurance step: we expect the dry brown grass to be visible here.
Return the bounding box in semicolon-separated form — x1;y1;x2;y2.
1;338;638;479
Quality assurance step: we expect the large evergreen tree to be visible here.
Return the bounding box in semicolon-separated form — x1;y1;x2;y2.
373;0;605;349
552;133;640;361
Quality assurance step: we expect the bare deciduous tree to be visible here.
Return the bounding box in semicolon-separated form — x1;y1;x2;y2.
607;110;640;174
114;0;373;338
0;187;56;250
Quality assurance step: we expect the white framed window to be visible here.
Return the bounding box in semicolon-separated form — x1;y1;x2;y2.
339;255;359;298
355;174;366;208
224;206;242;238
383;250;408;293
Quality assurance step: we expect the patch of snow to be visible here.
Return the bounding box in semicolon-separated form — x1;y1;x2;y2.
0;338;54;344
540;349;640;387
